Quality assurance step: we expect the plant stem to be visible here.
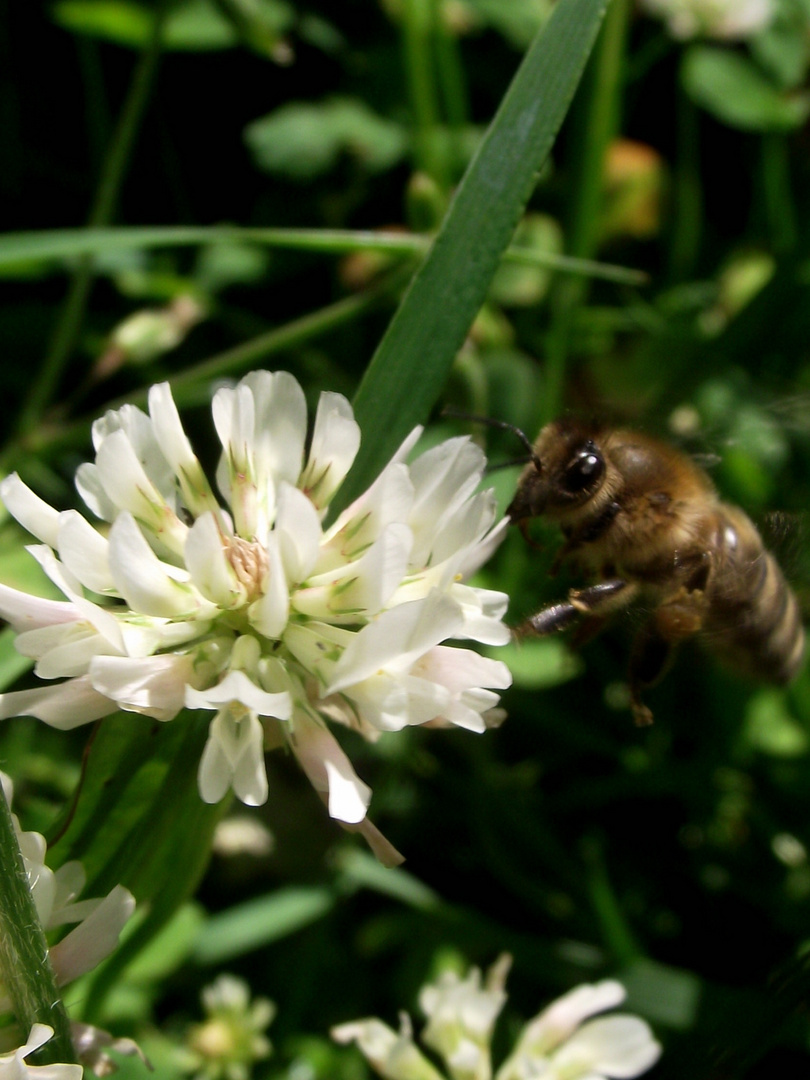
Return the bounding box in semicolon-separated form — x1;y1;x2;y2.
16;7;166;439
582;834;642;965
434;8;469;180
668;84;702;283
0;784;75;1064
761;133;796;254
542;0;631;424
401;0;449;190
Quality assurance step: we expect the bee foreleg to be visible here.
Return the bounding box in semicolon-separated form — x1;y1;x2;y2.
519;579;635;638
569;578;637;615
520;602;581;636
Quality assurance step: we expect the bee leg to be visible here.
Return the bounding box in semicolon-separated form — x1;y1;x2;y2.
519;579;634;637
520;601;581;636
627;622;675;727
569;578;636;615
627;590;707;726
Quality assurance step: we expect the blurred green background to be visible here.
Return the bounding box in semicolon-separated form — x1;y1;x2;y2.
3;0;810;1077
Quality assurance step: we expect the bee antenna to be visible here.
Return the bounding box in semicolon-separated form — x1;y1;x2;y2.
485;455;533;474
442;408;542;471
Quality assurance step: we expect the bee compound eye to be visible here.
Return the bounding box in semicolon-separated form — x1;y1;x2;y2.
564;447;604;493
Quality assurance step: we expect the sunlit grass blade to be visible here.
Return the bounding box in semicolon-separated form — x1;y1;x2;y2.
333;0;610;513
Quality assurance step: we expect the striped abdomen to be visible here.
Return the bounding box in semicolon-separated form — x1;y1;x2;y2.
704;505;805;684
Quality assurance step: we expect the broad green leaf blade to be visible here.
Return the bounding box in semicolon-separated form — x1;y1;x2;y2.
245;98;408;179
192;886;336;964
48;711;223;904
335;0;610;513
335;849;443;910
52;0;253;51
47;712;226;1018
682;46;810;132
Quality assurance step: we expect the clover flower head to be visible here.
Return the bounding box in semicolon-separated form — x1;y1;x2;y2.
418;955;511;1080
496;979;662;1080
183;975;274;1080
0;371;511;863
640;0;774;39
332;1014;444;1080
332;957;661;1080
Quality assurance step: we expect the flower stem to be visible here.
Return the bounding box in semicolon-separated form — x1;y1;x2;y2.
401;0;449;191
434;9;469;180
761;133;796;255
667;85;702;283
0;785;75;1064
542;0;631;424
582;834;642;966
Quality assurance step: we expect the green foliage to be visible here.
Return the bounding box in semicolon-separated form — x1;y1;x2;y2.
245;98;409;180
682;46;810;132
192;888;337;964
459;0;553;49
4;0;810;1076
52;0;294;52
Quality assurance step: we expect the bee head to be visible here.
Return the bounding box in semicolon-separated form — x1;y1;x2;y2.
507;419;606;522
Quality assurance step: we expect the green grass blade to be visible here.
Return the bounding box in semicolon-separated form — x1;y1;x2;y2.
333;0;610;512
192;887;336;964
0;224;644;283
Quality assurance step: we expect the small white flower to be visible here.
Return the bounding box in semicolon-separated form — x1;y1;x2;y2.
640;0;774;39
70;1022;149;1078
333;959;661;1080
0;1025;81;1080
212;814;274;857
420;955;511;1080
332;1016;445;1080
0;372;511;861
497;980;661;1080
184;974;274;1080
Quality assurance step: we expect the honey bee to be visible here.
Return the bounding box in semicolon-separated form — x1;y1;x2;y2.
506;417;805;725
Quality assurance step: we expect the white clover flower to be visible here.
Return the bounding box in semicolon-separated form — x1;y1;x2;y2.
0;372;511;863
496;980;661;1080
419;955;511;1080
0;1025;81;1080
640;0;774;39
0;771;135;1009
183;974;275;1080
332;959;661;1080
332;1015;444;1080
